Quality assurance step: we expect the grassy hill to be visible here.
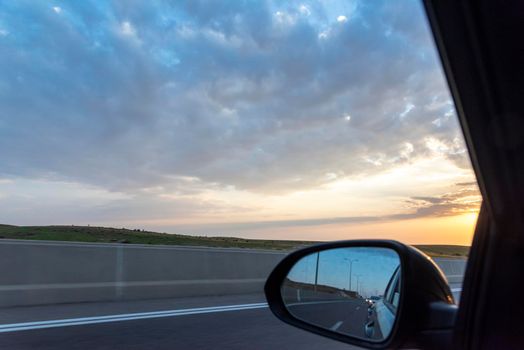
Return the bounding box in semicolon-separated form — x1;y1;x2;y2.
413;245;470;258
0;224;314;250
0;224;469;258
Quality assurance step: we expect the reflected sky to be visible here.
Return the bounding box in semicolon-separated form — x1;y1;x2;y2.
287;247;399;297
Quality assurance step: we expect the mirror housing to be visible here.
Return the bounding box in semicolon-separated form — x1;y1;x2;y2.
264;240;457;349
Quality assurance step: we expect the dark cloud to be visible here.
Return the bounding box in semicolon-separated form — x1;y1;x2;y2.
0;0;467;195
406;182;481;217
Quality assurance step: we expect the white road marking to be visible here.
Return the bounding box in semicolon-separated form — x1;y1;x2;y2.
287;299;357;307
0;279;266;292
330;321;343;331
0;303;268;333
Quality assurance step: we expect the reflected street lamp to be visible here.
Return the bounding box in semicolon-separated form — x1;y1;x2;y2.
355;274;363;296
344;258;358;292
314;252;320;291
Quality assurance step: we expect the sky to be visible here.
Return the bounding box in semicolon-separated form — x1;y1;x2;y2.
0;0;481;245
287;247;399;297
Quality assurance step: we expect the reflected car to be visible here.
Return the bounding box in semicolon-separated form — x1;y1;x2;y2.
365;266;400;340
365;295;381;307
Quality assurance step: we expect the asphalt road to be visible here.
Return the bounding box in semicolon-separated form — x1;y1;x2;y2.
0;294;359;350
288;299;370;338
0;258;464;350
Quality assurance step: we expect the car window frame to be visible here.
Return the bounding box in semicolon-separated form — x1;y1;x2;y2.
383;267;400;315
424;0;524;348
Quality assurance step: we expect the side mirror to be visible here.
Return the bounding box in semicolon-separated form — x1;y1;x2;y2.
264;240;457;349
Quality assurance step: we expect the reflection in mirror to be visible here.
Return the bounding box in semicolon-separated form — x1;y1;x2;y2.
281;247;400;342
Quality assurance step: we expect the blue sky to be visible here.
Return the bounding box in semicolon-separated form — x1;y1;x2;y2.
0;1;480;243
287;247;400;297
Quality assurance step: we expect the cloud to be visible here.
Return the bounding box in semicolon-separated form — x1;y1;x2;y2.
0;0;468;197
120;21;136;36
299;5;311;16
162;182;481;234
407;182;481;217
0;178;257;226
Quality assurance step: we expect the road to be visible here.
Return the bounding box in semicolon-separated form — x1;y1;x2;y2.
0;258;464;349
287;299;370;338
0;287;463;350
0;294;356;350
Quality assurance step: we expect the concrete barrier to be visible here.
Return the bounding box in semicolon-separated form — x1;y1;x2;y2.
0;239;285;307
433;258;467;284
0;239;467;308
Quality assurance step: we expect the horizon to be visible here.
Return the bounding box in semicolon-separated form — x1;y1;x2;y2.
0;222;473;248
0;217;476;246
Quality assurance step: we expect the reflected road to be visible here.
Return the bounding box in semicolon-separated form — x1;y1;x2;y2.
288;298;370;338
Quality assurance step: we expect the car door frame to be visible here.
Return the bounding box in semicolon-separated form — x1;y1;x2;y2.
424;1;524;348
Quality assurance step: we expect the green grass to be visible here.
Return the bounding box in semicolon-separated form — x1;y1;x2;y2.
0;224;314;250
0;224;469;258
413;245;470;259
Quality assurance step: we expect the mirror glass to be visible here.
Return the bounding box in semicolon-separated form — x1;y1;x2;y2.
281;247;401;341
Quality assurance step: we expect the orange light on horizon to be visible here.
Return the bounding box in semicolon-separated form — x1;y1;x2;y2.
194;211;479;246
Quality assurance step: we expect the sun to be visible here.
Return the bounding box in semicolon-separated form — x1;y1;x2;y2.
460;212;479;227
